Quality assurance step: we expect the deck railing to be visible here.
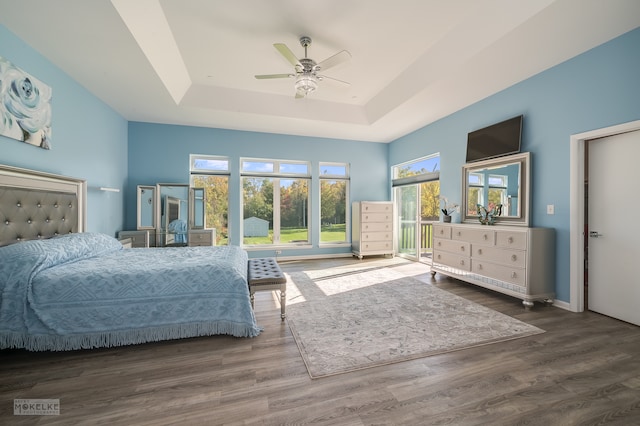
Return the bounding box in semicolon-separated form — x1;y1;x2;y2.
398;220;435;256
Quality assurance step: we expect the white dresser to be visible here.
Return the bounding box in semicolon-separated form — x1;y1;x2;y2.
352;201;394;259
431;223;555;308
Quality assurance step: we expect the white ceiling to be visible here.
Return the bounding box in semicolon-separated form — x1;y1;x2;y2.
1;0;639;143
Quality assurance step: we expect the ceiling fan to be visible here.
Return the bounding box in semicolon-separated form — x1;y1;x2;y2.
255;36;351;99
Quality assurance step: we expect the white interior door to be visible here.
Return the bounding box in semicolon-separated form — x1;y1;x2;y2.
588;130;640;325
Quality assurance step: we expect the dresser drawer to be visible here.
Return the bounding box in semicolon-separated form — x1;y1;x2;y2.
471;261;526;287
361;221;392;232
361;231;393;242
433;251;471;271
361;202;393;213
188;230;214;246
361;212;392;223
359;241;393;251
118;230;148;248
434;238;470;256
433;224;452;239
472;245;526;268
452;227;494;245
495;230;527;250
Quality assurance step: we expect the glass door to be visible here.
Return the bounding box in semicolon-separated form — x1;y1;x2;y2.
395;181;439;262
396;185;419;260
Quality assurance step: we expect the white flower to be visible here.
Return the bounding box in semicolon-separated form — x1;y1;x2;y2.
440;196;459;215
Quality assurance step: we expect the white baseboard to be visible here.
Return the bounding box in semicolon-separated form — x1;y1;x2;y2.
550;299;574;312
274;253;354;262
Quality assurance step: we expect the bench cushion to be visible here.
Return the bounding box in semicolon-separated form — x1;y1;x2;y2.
248;258;286;285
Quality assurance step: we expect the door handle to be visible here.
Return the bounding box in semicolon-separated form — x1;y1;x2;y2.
589;231;603;238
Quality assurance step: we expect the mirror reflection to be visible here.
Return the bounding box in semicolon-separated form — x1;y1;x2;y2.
136;185;156;230
157;184;189;246
465;163;520;217
190;188;205;229
462;152;530;226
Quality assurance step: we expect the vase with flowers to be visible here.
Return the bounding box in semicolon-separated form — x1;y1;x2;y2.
440;196;459;223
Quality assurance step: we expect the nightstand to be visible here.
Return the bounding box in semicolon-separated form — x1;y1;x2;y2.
118;230;150;248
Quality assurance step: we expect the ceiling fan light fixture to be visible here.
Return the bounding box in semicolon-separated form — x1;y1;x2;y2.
295;73;318;96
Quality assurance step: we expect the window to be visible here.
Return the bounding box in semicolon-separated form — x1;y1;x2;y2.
320;162;350;244
392;154;441;262
466;173;508;215
190;155;230;245
488;174;508;210
467;172;484;215
241;158;310;246
392;154;441;220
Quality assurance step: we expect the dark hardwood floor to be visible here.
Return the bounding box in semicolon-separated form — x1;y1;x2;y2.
1;257;639;425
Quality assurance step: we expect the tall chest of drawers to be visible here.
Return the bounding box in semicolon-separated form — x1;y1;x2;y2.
352;201;394;259
431;223;555;308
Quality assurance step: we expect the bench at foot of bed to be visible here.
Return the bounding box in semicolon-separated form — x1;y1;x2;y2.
247;258;287;320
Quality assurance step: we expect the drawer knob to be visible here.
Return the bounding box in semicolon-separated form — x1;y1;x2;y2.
508;237;514;243
511;254;517;262
477;248;483;255
483;234;488;240
478;264;483;270
460;260;465;266
437;241;441;246
460;246;465;252
437;255;441;259
511;271;517;278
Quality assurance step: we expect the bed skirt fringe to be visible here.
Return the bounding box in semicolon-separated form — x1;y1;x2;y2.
0;321;263;352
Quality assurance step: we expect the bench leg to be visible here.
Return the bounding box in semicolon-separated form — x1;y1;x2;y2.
280;286;286;320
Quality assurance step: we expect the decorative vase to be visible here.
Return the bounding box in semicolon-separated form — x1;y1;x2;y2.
443;215;452;223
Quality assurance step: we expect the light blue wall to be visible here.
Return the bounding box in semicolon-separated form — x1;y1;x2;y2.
389;27;640;302
127;123;389;256
1;24;128;236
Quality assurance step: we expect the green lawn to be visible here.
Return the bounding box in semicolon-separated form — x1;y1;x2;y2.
242;224;346;245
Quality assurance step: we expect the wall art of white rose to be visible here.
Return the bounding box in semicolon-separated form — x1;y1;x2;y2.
0;56;52;150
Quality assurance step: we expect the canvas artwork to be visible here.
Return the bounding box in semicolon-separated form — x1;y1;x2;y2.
0;55;52;149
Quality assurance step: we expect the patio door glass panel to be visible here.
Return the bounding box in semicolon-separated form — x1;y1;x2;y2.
396;185;419;259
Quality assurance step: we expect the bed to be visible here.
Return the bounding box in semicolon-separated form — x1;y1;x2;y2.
0;165;261;351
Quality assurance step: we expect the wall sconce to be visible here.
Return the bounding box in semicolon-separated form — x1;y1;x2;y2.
89;186;120;193
99;187;120;192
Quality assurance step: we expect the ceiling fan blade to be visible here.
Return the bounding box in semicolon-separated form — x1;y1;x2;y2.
274;43;302;69
316;50;351;71
254;73;294;79
317;74;351;86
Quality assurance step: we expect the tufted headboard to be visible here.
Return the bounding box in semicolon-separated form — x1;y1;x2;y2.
0;164;86;247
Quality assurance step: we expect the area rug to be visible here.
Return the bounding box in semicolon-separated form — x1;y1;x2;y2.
285;267;544;378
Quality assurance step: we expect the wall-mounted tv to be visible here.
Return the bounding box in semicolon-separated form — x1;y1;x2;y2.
465;115;523;163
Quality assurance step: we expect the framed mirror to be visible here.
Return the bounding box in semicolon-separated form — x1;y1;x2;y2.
136;185;156;230
461;152;530;226
156;183;189;246
190;187;205;229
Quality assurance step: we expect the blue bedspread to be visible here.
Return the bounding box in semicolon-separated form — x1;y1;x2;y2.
0;233;261;351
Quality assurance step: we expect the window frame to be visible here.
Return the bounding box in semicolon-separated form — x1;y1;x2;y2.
240;157;311;248
189;154;231;245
